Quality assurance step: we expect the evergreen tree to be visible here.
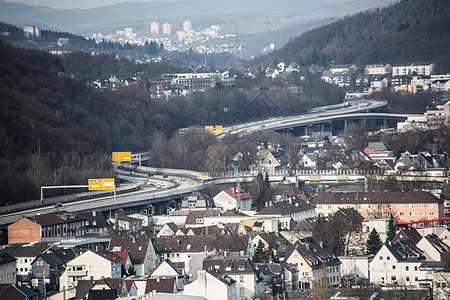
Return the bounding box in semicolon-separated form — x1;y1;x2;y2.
253;240;266;263
386;214;396;242
366;228;383;255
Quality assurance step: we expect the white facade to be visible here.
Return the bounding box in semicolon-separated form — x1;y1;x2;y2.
59;250;121;291
184;270;236;300
338;256;370;279
162;23;172;35
151;22;159;35
369;245;425;287
213;190;252;212
392;64;433;76
158;251;208;281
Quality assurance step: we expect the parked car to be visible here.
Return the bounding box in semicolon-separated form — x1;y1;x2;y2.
55;202;63;208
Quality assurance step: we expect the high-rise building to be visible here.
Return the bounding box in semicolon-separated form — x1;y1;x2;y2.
151;22;159;35
162;23;171;35
183;20;192;32
23;26;40;38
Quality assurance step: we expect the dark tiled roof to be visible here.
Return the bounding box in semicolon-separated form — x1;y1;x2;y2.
39;253;64;265
393;228;423;245
51;248;76;263
109;237;150;264
203;256;257;275
78;211;108;229
207;269;236;286
87;289;117;300
95;251;123;263
185;209;220;225
30;211;86;226
0;251;16;264
153;235;249;254
145;278;176;294
3;243;49;258
310;191;442;205
75;280;96;299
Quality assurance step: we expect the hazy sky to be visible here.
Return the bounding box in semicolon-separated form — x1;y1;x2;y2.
7;0;155;9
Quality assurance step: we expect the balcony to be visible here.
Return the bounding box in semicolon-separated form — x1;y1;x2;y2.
68;270;87;277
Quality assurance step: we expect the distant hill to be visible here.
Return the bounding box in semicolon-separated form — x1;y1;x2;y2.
249;0;450;73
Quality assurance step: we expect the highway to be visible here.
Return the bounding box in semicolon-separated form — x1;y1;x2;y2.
219;99;398;137
0;171;204;226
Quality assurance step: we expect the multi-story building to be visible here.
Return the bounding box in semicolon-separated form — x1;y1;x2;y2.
0;252;16;285
392;63;434;76
311;191;444;223
364;64;392;76
162;23;171;35
160;71;233;91
150;22;159;35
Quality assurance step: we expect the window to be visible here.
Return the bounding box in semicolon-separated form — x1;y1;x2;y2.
410;204;414;209
430;212;434;216
239;276;244;282
387;256;390;260
391;276;396;281
420;212;424;216
409;212;414;216
379;256;383;260
392;266;396;270
414;266;418;271
406;266;409;271
400;212;404;216
415;277;418;281
406;277;410;281
429;204;434;208
240;287;245;297
400;204;404;209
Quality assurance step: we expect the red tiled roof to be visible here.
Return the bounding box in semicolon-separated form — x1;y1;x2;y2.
223;188;252;200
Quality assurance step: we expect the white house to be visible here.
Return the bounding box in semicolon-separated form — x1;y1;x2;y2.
59;250;122;291
369;242;427;287
213;188;253;212
183;269;236;300
149;260;185;291
203;256;262;300
416;234;450;261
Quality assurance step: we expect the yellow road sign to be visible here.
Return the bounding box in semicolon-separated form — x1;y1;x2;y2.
89;178;115;190
112;152;132;161
205;126;214;133
215;125;223;134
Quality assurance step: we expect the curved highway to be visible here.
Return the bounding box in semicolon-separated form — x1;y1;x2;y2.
219;99;391;137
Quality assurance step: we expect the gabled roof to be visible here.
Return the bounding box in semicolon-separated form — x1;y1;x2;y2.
207;269;236;286
153;235;250;254
383;242;424;261
51;248;76;263
145;278;176;294
109;237;150;264
185;209;220;225
203;256;257;275
112;251;130;266
424;234;450;254
87;289;117;300
95;251;123;264
0;251;16;264
254;232;290;250
393;227;423;245
220;188;252;200
75;280;96;299
3;243;49;258
36;252;64;265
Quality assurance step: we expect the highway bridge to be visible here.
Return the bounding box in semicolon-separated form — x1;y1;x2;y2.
219;99;415;137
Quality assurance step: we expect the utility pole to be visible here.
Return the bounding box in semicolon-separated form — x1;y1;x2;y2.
231;164;241;211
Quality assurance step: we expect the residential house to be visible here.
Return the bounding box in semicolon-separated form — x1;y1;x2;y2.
369;242;427;287
0;251;16;285
257;149;283;173
109;236;158;276
213;188;253;212
256;199;315;230
184;269;236;300
157;222;182;237
153;235;253;281
363;142;395;162
78;211;108;236
59;250;122;291
185;209;221;228
311;191;444;223
74;278;128;300
3;243;49;284
112;251;134;275
0;284;29;300
149;260;186;291
284;237;341;290
416;234;450;261
181;191;215;211
31;252;65;293
145;278;177;294
7;217;42;244
252;232;290;262
257;263;299;295
203;255;262;300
